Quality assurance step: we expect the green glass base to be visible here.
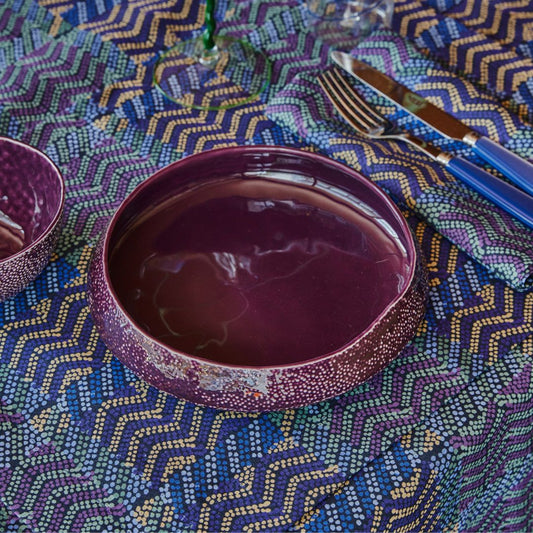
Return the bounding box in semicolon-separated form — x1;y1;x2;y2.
154;35;272;111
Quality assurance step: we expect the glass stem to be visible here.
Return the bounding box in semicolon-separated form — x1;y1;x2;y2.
203;0;217;51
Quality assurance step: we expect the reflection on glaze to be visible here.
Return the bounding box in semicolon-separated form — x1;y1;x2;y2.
110;177;408;366
0;208;25;259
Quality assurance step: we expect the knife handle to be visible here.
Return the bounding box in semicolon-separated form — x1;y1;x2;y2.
471;137;533;196
445;156;533;230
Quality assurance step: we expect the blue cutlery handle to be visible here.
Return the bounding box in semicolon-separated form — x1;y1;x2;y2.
446;156;533;230
472;136;533;196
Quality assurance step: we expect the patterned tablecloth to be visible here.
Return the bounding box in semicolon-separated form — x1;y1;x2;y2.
1;0;532;531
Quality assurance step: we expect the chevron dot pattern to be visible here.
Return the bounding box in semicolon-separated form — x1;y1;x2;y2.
266;32;533;290
0;0;532;531
391;0;533;121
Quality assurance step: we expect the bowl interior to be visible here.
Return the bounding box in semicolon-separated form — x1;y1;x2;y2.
0;138;63;260
106;148;415;368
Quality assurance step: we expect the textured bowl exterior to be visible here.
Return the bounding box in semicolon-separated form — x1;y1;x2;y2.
88;146;428;412
0;137;64;302
0;221;63;301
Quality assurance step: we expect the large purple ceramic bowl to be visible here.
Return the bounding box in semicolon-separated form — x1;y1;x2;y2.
88;146;427;411
0;137;64;302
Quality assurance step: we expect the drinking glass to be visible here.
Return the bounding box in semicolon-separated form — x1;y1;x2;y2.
305;0;393;49
154;0;272;111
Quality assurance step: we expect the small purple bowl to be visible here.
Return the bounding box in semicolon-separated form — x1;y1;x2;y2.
88;146;427;411
0;137;64;302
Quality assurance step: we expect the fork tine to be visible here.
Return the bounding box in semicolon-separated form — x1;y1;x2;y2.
318;72;373;134
318;68;386;134
329;68;386;124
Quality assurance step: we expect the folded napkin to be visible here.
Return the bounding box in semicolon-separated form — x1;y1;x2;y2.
391;0;533;123
266;31;533;291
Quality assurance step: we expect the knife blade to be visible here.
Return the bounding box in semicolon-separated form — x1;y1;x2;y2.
331;51;533;197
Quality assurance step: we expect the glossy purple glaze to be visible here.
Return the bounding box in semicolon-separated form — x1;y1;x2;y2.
88;146;427;411
0;137;64;301
110;177;407;366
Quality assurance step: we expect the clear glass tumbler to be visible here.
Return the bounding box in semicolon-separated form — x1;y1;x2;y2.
305;0;394;49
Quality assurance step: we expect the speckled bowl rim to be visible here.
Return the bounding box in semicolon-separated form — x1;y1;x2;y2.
0;136;65;265
100;145;419;371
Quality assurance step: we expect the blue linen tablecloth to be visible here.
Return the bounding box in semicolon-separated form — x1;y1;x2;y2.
1;0;532;531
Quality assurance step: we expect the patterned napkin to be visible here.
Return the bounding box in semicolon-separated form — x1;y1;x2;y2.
266;31;533;291
1;1;533;531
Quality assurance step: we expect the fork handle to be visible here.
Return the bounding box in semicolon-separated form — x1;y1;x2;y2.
445;156;533;230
